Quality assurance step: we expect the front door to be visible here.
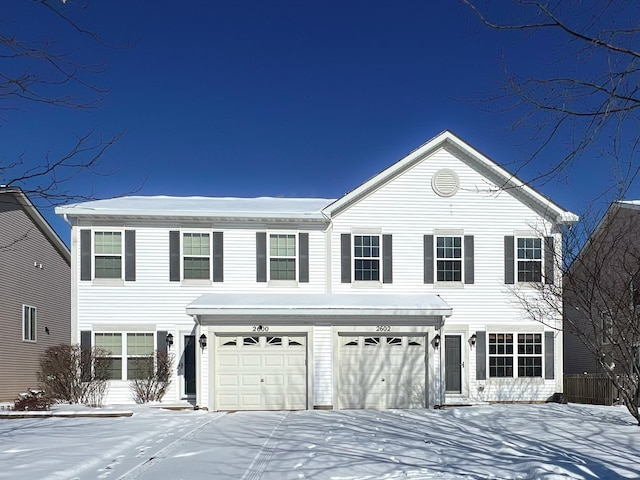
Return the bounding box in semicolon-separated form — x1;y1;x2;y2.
445;335;462;394
184;335;196;396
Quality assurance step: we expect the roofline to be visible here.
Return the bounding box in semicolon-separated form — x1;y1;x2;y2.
0;187;70;264
322;130;579;225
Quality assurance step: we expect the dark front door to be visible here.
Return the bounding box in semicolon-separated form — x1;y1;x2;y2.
445;335;462;394
184;335;196;396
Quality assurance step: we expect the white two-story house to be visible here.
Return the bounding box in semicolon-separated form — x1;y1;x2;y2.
56;131;577;410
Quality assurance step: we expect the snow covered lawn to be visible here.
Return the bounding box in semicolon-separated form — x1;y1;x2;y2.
0;403;638;480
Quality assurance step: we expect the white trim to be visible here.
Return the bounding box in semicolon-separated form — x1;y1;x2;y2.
22;304;37;343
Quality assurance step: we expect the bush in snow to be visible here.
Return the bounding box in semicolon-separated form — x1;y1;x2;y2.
129;351;174;403
37;344;110;407
13;389;54;411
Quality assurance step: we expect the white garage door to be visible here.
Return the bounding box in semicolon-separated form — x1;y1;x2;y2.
215;335;307;411
338;335;426;409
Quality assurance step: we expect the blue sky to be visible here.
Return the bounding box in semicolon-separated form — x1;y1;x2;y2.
3;1;631;244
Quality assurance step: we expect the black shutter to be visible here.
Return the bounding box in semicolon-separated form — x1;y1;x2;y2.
464;235;474;285
341;234;351;283
504;236;515;284
476;331;486;380
299;233;309;283
256;232;267;282
213;231;224;282
382;234;392;284
169;231;180;282
545;331;555;379
544;236;554;285
424;235;434;284
157;330;168;355
125;230;136;281
80;330;92;381
80;230;91;281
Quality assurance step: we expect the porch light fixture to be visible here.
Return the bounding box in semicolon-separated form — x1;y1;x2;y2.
433;334;441;348
166;333;174;347
470;333;477;346
199;334;207;349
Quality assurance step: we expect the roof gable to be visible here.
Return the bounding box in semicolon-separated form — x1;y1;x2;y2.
323;130;578;225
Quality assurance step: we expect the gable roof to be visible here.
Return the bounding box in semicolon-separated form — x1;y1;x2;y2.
0;187;70;264
322;130;578;225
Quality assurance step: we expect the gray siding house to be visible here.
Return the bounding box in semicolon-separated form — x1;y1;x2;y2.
0;187;70;401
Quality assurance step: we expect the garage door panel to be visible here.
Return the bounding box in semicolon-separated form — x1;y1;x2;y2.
241;355;262;367
264;355;285;367
218;355;240;367
217;375;240;387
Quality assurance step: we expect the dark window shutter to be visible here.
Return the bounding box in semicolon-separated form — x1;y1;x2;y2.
299;233;309;283
256;232;267;282
213;231;224;283
157;330;168;355
464;235;474;285
475;331;486;380
80;230;91;281
125;230;136;281
545;331;555;379
341;234;351;283
504;236;515;284
424;235;434;284
80;330;92;381
544;236;554;285
169;231;180;282
382;234;393;284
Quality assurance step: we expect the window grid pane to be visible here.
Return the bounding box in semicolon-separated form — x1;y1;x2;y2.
183;233;210;256
127;333;154;356
517;238;542;282
517;333;543;377
270;258;296;280
488;333;514;377
436;236;462;282
269;234;296;280
95;333;123;380
270;234;296;257
184;257;210;279
95;232;122;255
354;235;380;281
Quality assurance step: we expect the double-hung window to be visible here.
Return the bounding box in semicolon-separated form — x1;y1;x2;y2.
94;232;122;279
183;233;210;280
488;333;513;377
269;234;296;280
126;333;154;380
517;333;542;377
95;333;123;380
517;238;542;282
23;305;36;341
354;235;380;281
436;236;462;282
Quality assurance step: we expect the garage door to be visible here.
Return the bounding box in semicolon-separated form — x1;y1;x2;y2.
215;335;307;411
338;335;426;409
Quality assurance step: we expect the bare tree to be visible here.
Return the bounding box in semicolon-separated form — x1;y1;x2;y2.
512;204;640;424
1;0;124;205
462;0;640;194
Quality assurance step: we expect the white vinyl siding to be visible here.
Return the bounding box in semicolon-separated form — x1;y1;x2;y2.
22;305;36;342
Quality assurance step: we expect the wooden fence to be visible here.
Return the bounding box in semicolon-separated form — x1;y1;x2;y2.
563;374;619;405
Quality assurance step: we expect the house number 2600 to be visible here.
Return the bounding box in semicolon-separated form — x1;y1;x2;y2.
253;325;269;332
376;325;391;332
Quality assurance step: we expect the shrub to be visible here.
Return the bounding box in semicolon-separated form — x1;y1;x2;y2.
130;351;174;403
37;344;111;407
14;389;54;411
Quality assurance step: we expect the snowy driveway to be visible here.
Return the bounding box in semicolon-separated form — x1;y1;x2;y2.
1;404;639;479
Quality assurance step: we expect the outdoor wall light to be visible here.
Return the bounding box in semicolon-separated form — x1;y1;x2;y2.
470;333;477;346
433;334;441;348
199;334;207;349
166;333;174;347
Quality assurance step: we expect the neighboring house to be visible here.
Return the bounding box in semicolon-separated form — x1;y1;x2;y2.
0;187;71;401
56;131;577;410
564;201;640;375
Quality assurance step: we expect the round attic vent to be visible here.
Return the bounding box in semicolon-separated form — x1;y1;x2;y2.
432;169;460;197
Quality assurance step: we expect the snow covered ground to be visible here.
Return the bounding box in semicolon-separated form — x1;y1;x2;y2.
0;403;638;480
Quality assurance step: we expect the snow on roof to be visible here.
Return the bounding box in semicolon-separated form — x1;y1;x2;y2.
186;293;452;317
55;196;336;220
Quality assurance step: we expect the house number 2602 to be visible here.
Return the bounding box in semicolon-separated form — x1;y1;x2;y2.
253;325;269;332
376;325;391;332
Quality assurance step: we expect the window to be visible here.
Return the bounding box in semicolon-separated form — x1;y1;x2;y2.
436;236;462;281
94;231;122;279
489;333;544;378
95;333;123;380
269;234;296;280
126;333;154;380
601;312;613;345
183;233;210;279
354;235;380;281
489;333;513;377
517;238;542;282
517;334;542;377
23;305;36;341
